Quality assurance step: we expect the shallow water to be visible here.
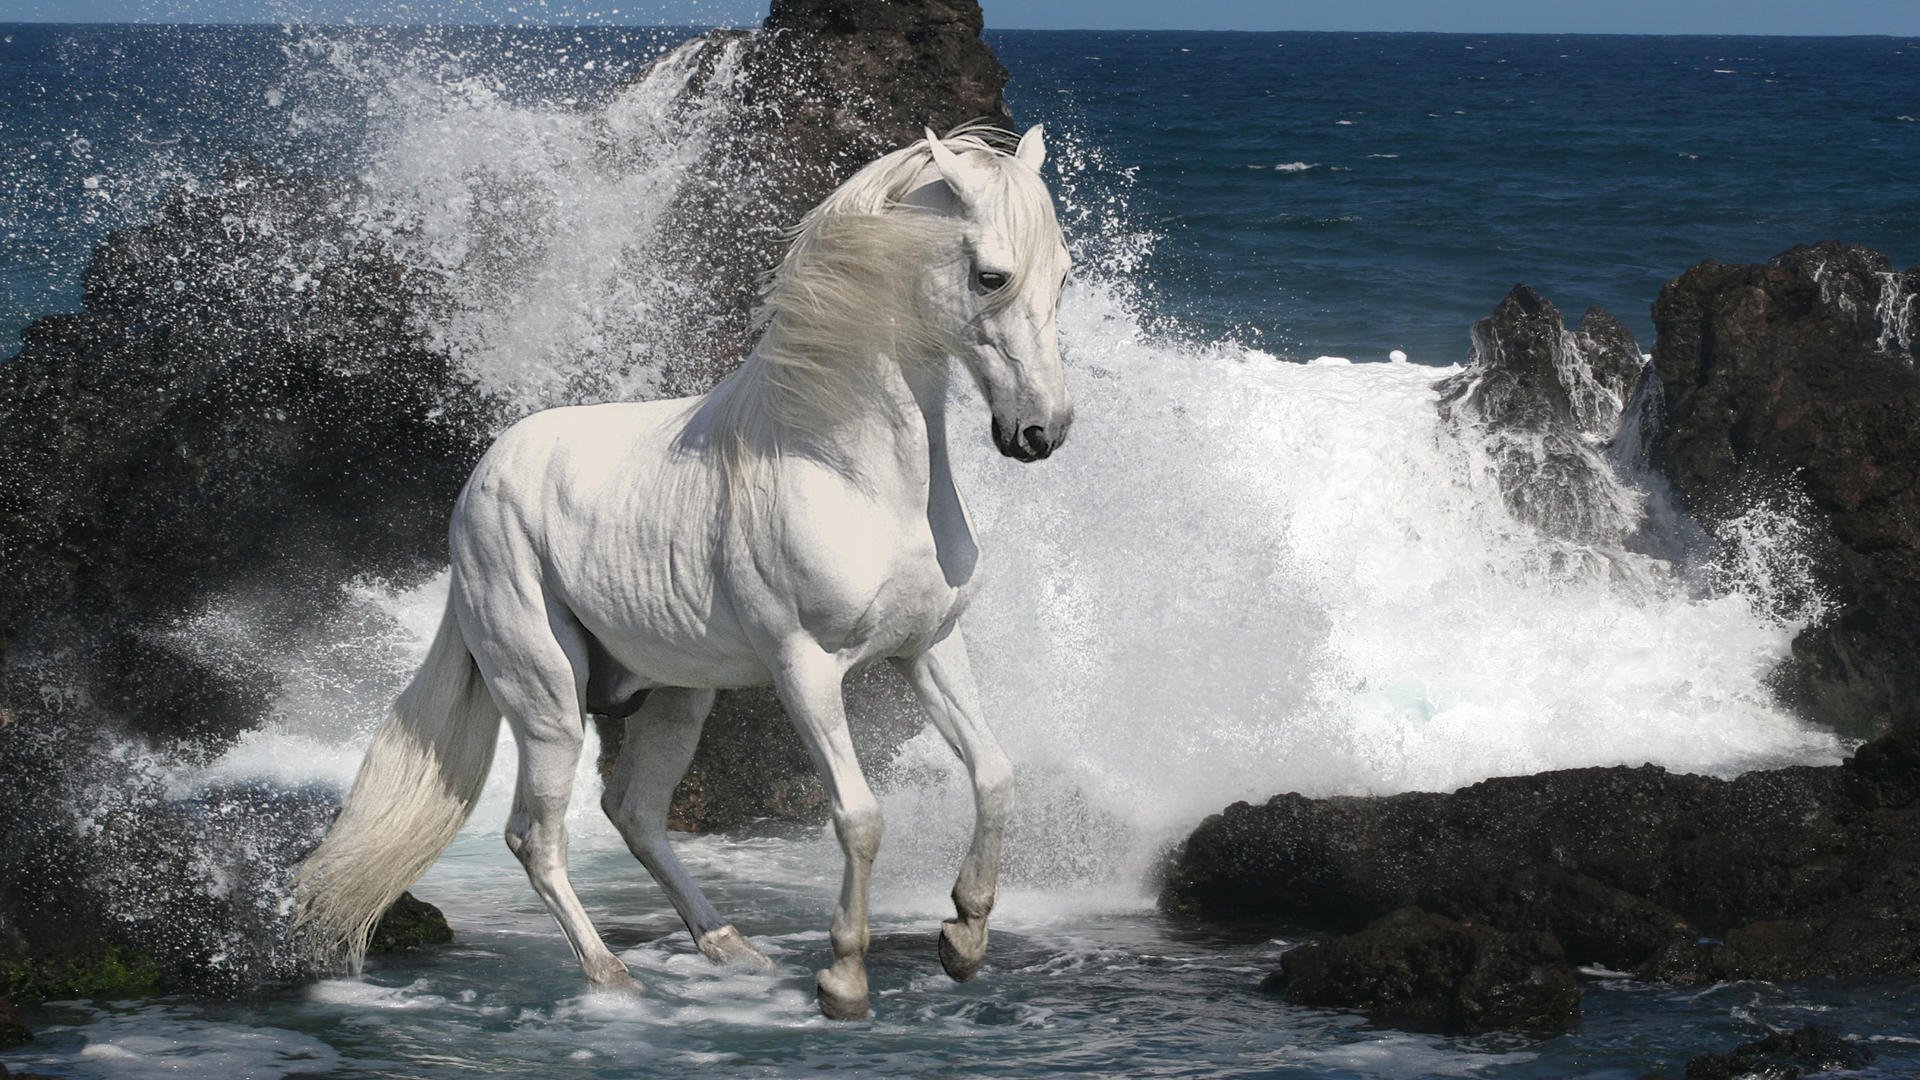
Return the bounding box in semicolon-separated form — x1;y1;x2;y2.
13;825;1920;1078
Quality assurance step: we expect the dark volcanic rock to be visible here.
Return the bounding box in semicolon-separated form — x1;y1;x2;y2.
1437;285;1648;548
368;893;453;954
1161;728;1920;983
1265;907;1580;1036
1682;1025;1872;1080
1650;243;1920;738
0;158;492;749
0;159;488;1009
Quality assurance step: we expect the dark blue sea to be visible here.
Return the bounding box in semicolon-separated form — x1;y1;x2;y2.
3;21;1919;1080
7;27;1918;360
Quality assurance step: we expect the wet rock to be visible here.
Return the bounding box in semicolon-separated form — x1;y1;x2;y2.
1161;730;1920;982
1264;907;1579;1036
1682;1024;1872;1080
1437;285;1648;548
1650;242;1920;738
368;893;453;954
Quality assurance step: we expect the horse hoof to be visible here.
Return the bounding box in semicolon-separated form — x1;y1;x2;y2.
698;924;774;971
938;918;986;982
815;967;870;1021
589;967;646;999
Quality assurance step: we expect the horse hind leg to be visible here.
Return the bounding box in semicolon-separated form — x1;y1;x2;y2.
467;602;639;993
599;686;771;969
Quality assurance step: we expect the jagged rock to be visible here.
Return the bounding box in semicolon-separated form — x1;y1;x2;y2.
1264;907;1580;1036
0;155;488;1005
1161;727;1920;983
1650;242;1920;738
0;158;491;749
1436;285;1647;548
1682;1025;1872;1080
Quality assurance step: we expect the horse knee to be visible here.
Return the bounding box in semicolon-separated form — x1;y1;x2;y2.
833;801;884;863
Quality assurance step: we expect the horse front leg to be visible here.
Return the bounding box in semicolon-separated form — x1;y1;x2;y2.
773;646;882;1020
891;626;1013;982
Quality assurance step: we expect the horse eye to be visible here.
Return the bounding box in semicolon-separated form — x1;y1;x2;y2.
975;270;1010;291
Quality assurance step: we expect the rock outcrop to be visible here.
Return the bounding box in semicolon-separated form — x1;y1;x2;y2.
0;161;488;1001
1161;727;1920;988
1262;907;1580;1036
1436;285;1647;550
1650;243;1920;738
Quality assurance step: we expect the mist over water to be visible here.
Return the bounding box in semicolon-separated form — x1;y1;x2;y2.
8;23;1905;1079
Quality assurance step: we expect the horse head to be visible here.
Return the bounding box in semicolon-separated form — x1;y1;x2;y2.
914;126;1074;462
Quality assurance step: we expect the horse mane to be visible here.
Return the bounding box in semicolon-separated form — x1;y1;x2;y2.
692;124;1064;511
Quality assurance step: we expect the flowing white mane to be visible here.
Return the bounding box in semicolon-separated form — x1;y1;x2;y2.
695;126;1066;504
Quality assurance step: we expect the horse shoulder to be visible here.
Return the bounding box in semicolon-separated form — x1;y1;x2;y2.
731;458;955;655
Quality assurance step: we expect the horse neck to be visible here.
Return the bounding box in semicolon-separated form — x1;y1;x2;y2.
736;339;953;499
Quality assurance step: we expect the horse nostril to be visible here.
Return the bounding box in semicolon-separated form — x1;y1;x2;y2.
1022;425;1046;451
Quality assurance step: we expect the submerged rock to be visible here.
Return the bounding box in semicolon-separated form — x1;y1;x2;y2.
1680;1024;1872;1080
1436;285;1648;549
1265;908;1580;1036
1650;242;1920;739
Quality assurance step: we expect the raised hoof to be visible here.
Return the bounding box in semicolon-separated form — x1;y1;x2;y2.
698;924;774;971
938;918;987;982
815;967;870;1021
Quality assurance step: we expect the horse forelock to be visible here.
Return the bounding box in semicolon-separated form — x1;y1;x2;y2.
703;127;1065;510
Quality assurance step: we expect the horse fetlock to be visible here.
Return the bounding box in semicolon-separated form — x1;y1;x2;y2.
951;881;996;923
698;924;774;971
938;915;989;982
815;960;870;1021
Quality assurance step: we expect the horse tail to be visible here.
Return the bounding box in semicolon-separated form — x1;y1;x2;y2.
293;602;501;971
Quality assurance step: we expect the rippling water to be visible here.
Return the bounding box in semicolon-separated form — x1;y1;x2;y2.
4;20;1918;1079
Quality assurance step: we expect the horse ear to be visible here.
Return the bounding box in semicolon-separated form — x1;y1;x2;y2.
1014;124;1046;172
924;127;980;208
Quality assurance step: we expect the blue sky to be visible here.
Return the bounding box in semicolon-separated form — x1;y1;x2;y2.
2;0;1917;35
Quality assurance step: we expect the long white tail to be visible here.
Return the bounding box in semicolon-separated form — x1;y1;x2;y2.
293;603;501;970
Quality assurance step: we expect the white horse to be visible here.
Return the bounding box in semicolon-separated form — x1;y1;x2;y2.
293;125;1072;1020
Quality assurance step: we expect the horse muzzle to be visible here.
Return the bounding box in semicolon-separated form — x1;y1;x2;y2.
991;412;1072;462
